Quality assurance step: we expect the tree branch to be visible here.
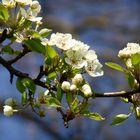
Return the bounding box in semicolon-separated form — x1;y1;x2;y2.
94;90;139;98
8;45;31;64
0;54;139;98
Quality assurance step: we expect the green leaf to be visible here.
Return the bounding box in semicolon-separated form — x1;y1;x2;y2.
48;71;57;79
39;28;52;37
0;3;8;21
82;111;105;121
66;93;73;107
2;45;14;54
131;53;140;66
120;97;129;103
125;72;135;88
26;30;40;38
16;78;36;94
16;78;26;93
46;45;57;58
105;62;124;72
111;114;130;125
22;91;27;104
46;97;62;108
71;99;79;111
22;78;36;94
24;38;46;55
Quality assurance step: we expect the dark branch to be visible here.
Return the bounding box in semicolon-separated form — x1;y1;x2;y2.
0;29;13;43
8;45;31;64
94;90;139;98
0;56;48;89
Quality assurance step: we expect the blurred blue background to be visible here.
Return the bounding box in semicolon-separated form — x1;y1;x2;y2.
0;0;140;139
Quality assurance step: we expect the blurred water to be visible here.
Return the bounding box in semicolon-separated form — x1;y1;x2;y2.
0;0;140;140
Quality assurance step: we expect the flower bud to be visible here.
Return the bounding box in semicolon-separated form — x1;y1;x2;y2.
4;98;16;106
61;81;70;92
70;84;77;93
82;84;92;97
3;105;14;117
136;107;140;120
31;1;41;13
72;74;83;85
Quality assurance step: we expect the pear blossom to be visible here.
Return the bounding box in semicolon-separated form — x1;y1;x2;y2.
65;39;90;68
4;98;16;106
118;43;140;59
65;39;89;69
2;0;16;7
30;0;41;16
82;84;92;97
136;107;140;119
85;59;103;77
3;105;14;117
20;7;42;22
70;84;77;92
65;49;87;68
61;81;70;92
15;0;32;5
49;33;73;50
85;50;97;60
72;74;83;85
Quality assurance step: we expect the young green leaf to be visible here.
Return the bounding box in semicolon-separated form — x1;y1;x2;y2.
16;78;26;93
125;72;135;88
39;28;52;37
24;38;46;55
16;78;36;94
22;78;36;94
46;97;62;108
46;45;57;58
111;114;130;125
0;3;8;21
26;30;40;38
105;62;124;72
48;71;57;79
131;53;140;66
71;99;79;111
82;111;105;121
2;45;14;54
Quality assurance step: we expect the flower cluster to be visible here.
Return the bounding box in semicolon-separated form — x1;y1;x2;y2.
61;74;93;97
48;32;104;77
118;43;140;59
3;98;17;117
2;0;42;22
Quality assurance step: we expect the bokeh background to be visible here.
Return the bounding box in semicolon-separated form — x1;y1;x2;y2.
0;0;140;139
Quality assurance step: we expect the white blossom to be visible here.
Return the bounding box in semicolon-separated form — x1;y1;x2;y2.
2;0;16;7
82;84;92;97
85;59;103;77
70;84;77;93
65;49;87;68
20;7;42;22
4;98;16;106
118;43;140;59
85;50;97;60
3;105;14;117
65;39;90;68
30;1;41;17
61;81;70;92
72;74;83;85
49;33;73;50
15;0;32;5
41;38;49;46
14;32;24;43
